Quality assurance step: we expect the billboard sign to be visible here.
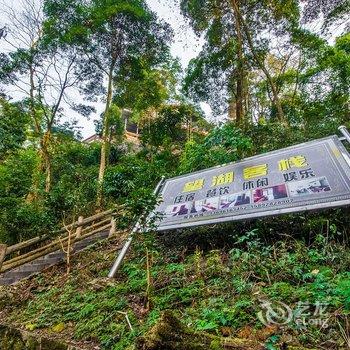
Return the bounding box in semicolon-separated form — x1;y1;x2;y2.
153;136;350;231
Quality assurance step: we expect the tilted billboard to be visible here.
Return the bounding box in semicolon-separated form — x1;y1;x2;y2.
153;136;350;231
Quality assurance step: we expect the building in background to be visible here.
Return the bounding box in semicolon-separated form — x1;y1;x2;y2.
83;109;140;145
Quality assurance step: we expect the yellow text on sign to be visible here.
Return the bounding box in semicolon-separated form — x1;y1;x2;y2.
278;155;308;171
243;164;268;180
211;172;234;187
183;179;205;192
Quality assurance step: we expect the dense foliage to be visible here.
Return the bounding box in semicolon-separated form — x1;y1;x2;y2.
0;0;349;348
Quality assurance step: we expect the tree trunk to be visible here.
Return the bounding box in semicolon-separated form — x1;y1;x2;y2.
231;0;245;127
230;0;286;124
29;64;39;134
26;62;43;202
40;131;52;193
96;63;114;208
228;97;236;121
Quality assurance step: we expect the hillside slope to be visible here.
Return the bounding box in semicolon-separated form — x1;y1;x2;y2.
0;219;350;350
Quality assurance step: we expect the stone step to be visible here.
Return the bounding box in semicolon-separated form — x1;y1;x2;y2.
46;251;65;259
11;258;63;273
2;270;34;279
76;238;95;245
17;264;44;272
0;277;15;285
96;231;109;238
29;258;60;267
74;241;95;249
39;256;63;264
74;237;107;247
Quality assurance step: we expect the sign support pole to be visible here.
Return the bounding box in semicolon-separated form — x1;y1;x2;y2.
339;126;350;144
108;176;165;279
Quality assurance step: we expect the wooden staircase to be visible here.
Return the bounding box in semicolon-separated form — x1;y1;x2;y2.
0;209;121;286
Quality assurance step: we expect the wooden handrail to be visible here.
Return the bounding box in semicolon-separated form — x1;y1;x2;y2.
4;208;120;257
3;218;111;266
53;209;114;235
1;223;112;272
5;235;50;255
81;217;112;234
0;205;126;274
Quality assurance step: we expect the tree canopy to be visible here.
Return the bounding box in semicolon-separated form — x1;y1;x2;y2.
0;1;349;347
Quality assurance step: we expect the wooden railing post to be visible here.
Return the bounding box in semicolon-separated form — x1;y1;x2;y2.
109;217;116;238
75;216;84;238
0;244;7;271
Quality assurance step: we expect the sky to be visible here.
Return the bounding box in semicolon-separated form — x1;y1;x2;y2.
0;0;206;139
146;0;204;68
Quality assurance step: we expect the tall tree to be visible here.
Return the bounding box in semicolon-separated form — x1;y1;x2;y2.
286;29;350;133
181;0;247;126
44;0;173;207
181;0;300;126
0;0;91;195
